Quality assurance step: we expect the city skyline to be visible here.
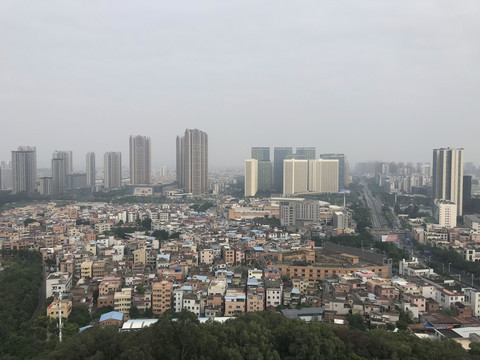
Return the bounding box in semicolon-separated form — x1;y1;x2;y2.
1;2;479;169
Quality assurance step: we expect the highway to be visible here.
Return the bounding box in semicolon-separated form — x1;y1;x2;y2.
361;181;390;230
360;180;480;288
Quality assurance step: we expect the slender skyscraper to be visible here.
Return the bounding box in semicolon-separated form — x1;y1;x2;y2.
176;136;184;186
129;135;152;185
177;129;208;196
251;147;272;192
51;157;66;195
274;147;292;191
53;151;73;174
432;147;464;216
86;152;96;190
245;159;258;197
0;161;12;190
11;146;37;194
104;152;122;190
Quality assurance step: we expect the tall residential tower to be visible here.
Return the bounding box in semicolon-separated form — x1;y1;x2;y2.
86;152;96;190
104;152;122;190
129;135;152;185
11;146;37;194
432;147;464;216
176;129;208;196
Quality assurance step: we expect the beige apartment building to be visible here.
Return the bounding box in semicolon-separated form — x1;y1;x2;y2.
152;281;173;315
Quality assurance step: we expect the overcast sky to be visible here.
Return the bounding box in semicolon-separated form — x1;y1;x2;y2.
1;1;479;170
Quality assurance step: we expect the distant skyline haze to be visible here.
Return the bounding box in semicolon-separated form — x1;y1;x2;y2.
1;1;479;169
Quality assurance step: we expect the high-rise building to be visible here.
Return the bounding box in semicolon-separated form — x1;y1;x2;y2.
39;177;53;195
463;175;472;213
257;161;273;191
294;147;316;160
129;136;152;185
51;157;66;195
245;159;258;197
86;152;96;190
53;151;73;174
0;161;12;190
104;152;122;190
251;147;270;161
251;147;272;192
432;147;464;216
274;147;292;191
309;159;339;193
319;154;348;189
433;200;457;228
176;129;208;196
176;136;184;186
283;159;308;196
282;159;339;196
11;146;37;194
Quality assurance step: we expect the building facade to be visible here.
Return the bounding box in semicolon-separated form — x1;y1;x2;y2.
86;152;96;190
432;148;464;216
274;147;292;192
176;129;208;196
152;280;173;315
433;200;457;228
319;153;349;189
129;135;152;185
51;157;66;195
104;152;122;190
11;146;37;194
283;159;308;196
244;159;258;197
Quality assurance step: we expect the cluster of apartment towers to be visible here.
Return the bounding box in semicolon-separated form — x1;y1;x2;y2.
244;147;349;197
7;129;209;196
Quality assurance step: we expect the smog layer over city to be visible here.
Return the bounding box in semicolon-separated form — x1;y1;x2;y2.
1;2;480;359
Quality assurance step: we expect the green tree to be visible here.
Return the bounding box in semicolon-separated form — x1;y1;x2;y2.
396;319;409;331
129;305;140;319
135;282;146;294
67;306;90;327
347;313;366;331
90;306;114;320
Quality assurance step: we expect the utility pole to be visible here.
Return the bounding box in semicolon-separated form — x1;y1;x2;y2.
58;293;63;342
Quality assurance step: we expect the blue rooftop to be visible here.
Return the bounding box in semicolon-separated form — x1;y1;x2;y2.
79;325;94;332
99;311;124;323
253;246;265;252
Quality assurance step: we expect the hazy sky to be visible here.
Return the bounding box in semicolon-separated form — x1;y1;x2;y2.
1;1;479;170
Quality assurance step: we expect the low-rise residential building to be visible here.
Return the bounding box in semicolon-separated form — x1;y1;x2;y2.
114;288;132;314
99;311;124;327
46;272;73;298
152;281;173;316
46;297;73;319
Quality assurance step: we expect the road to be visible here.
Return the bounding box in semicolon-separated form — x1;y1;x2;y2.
360;180;480;288
408;246;480;288
361;181;390;230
